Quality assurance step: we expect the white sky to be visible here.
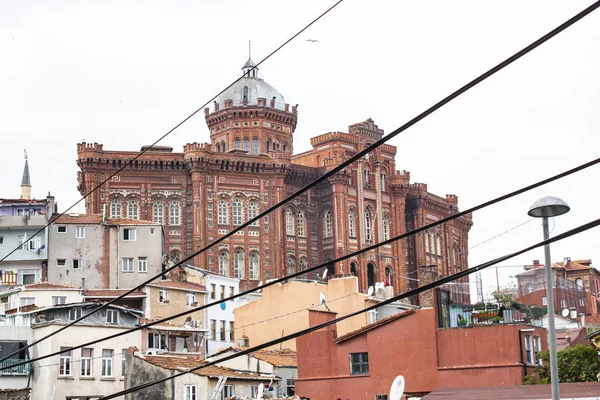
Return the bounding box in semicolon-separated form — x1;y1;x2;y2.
2;0;599;301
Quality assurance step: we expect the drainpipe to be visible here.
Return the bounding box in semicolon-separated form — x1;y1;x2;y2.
116;224;120;289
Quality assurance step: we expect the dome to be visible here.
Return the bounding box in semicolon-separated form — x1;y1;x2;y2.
216;59;286;111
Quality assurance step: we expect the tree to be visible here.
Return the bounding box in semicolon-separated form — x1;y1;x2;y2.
524;344;599;384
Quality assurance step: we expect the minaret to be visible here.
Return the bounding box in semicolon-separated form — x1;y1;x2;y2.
21;150;31;200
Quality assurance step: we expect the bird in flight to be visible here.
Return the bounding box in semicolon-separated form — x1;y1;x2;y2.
306;39;319;43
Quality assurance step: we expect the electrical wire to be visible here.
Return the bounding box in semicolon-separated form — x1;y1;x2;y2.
0;0;346;364
4;0;600;366
101;216;600;399
7;153;600;371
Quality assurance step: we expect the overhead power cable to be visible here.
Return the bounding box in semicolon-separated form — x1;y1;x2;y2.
3;0;600;363
101;217;600;399
0;0;346;363
7;153;600;370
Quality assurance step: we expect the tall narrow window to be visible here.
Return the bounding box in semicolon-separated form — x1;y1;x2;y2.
242;85;249;101
364;170;370;188
59;347;72;376
81;348;93;377
102;349;113;377
218;199;229;225
248;201;259;226
348;210;356;238
252;139;259;155
299;258;308;272
184;384;196;400
365;209;374;245
219;251;230;277
286;208;295;236
380;174;386;191
249;252;259;280
232;198;243;225
243;139;250;152
152;200;164;224
169;200;181;225
287;256;296;275
383;216;391;241
524;335;532;364
127;199;139;220
323;210;333;238
234;249;244;279
110;199;122;218
297;210;306;237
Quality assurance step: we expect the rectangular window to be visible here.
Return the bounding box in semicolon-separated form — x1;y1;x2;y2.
81;348;93;376
542;296;547;306
229;286;235;297
52;296;66;305
17;235;25;250
59;347;72;376
184;384;196;400
349;352;369;375
579;297;585;307
0;236;3;245
560;298;567;308
229;321;235;342
57;259;66;267
150;228;156;235
123;228;136;241
57;226;67;233
220;320;226;341
138;257;147;273
148;333;167;350
220;285;225;300
121;349;127;376
107;309;118;324
533;336;542;366
186;293;196;307
287;379;295;396
159;289;168;302
69;308;82;321
73;259;82;269
75;226;85;238
122;258;134;272
222;385;234;400
210;319;217;340
251;386;259;398
525;335;532;364
368;309;379;324
210;284;216;300
19;297;35;307
101;349;113;377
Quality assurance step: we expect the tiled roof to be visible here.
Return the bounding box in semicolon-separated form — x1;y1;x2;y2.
5;304;39;314
24;282;78;290
422;383;600;399
105;218;158;226
335;310;415;344
0;198;48;205
519;259;595;276
252;349;297;367
147;280;207;292
84;289;146;298
138;354;279;380
51;214;103;224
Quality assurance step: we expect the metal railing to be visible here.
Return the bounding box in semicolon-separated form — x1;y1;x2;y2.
0;358;31;376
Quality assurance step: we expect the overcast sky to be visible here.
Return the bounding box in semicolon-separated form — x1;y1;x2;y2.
2;0;599;300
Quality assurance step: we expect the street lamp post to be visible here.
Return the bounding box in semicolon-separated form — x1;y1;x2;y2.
528;196;570;400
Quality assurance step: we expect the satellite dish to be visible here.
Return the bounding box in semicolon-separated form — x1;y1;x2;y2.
319;292;326;305
367;286;374;297
389;375;405;400
561;308;569;318
321;269;328;280
255;384;264;399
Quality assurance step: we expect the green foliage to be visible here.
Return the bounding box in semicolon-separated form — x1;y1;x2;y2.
524;344;599;384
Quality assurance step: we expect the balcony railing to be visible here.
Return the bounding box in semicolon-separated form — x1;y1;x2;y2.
0;359;31;376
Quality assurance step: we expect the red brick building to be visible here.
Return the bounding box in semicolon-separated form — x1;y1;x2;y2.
76;58;473;297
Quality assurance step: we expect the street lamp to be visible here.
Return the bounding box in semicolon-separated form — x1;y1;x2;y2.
528;196;570;400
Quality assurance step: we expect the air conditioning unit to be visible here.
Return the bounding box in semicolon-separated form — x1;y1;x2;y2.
193;320;201;328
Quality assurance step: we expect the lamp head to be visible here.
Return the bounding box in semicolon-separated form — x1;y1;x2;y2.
527;196;570;218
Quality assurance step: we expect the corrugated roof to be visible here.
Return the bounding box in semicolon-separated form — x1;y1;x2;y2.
335;310;415;343
422;383;600;399
84;289;146;298
138;354;279;380
147;280;207;292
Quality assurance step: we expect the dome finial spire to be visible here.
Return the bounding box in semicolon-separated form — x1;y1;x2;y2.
249;40;251;59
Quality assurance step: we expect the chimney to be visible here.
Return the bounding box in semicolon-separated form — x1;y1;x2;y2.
533;260;540;266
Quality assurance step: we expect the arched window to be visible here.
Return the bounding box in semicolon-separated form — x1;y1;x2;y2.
365;208;374;245
169;200;181;225
385;266;393;285
283;144;287;152
221;141;226;152
127;199;139;220
576;278;583;289
454;245;461;268
425;233;432;254
232;198;243;225
286;208;295;236
297;210;306;237
218;199;229;225
248;200;259;226
235;139;241;149
243;139;250;152
435;235;442;256
287;256;296;275
348;210;356;238
249;252;259;280
219;251;230;277
266;140;271;152
242;85;249;101
216;143;221;152
152;200;164;224
299;258;308;272
364;170;370;188
350;262;358;277
252;139;259;155
110;198;122;218
383;216;391;241
323;210;333;238
234;249;244;279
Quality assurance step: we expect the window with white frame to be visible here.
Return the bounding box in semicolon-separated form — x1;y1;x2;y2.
107;309;118;324
286;208;295;235
348;210;356;238
524;335;533;364
169;200;181;225
121;349;127;376
218;199;229;225
383;216;391;241
249;252;259;280
219;320;226;341
110;199;122;218
81;348;93;376
287;256;296;275
297;210;306;237
365;209;374;245
152;200;164;224
138;257;147;273
579;297;585;307
75;226;85;238
234;249;244;279
52;296;66;305
148;333;167;349
248;201;259;226
210;320;216;340
542;296;547;305
73;259;83;269
533;336;542;366
349;352;369;375
222;385;234;400
101;349;113;377
159;289;168;302
368;308;379;324
232;198;243;225
323;210;333;238
127;199;139;220
69;308;82;321
122;258;134;272
19;297;35;307
219;251;229;277
123;228;136;241
59;347;72;376
560;298;567;308
186;293;196;306
184;384;197;400
244;139;250;152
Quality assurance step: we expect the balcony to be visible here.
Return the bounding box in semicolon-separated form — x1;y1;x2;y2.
0;359;31;376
